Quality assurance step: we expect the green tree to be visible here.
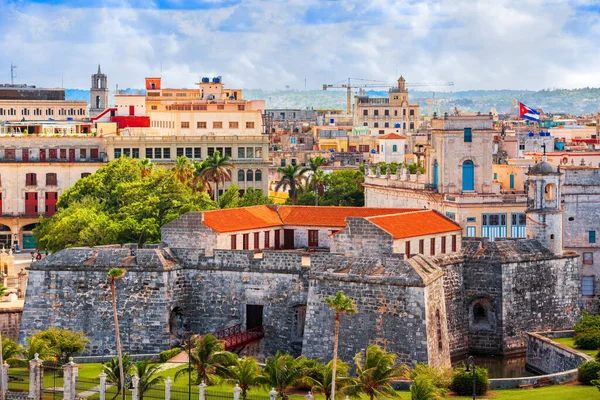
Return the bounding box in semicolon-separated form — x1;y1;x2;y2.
198;151;234;203
29;327;89;365
320;170;364;207
1;337;24;364
140;158;155;178
325;291;357;400
175;334;234;385
258;352;307;400
173;156;194;185
275;165;305;205
301;156;327;206
219;356;261;400
108;268;127;400
239;188;273;207
303;359;351;400
102;354;134;400
25;336;55;361
410;376;441;400
0;284;8;298
219;185;242;209
133;359;165;400
345;344;408;400
34;198;118;252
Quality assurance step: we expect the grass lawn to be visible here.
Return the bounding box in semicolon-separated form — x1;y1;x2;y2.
553;336;598;358
450;384;599;399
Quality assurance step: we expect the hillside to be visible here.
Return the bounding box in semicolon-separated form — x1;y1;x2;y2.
67;87;600;115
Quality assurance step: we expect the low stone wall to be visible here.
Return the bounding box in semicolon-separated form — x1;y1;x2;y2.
526;330;592;374
0;305;23;341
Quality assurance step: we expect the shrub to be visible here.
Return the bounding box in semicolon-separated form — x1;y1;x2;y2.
578;361;600;384
451;366;489;396
159;347;183;363
575;312;600;333
410;363;452;393
574;330;600;350
411;375;442;400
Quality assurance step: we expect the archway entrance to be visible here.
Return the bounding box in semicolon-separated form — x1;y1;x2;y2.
21;223;39;249
0;225;11;248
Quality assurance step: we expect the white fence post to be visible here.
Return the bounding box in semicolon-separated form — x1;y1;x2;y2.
28;353;43;400
269;387;277;400
131;374;139;400
199;380;206;400
99;371;107;400
63;357;79;400
165;377;172;400
233;384;241;400
1;362;8;398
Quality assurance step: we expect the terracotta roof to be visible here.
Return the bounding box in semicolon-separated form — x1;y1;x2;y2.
367;210;461;239
202;205;282;233
378;133;406;140
277;206;417;227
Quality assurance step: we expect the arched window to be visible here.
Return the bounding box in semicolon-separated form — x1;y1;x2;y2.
46;173;57;186
544;183;556;200
237;169;245;182
81;173;91;178
255;170;262;182
409;122;414;130
462;160;474;191
246;170;254;182
403;109;406;116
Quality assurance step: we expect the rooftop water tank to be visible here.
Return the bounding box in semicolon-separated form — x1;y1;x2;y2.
213;77;221;83
202;77;210;83
229;96;234;100
528;131;534;137
394;123;401;128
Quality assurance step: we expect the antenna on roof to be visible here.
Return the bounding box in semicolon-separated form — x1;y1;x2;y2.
10;62;17;85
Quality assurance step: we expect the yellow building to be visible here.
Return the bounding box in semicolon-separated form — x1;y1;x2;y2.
353;76;420;133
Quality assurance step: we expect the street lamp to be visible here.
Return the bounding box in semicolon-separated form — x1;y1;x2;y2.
181;332;193;400
464;356;476;400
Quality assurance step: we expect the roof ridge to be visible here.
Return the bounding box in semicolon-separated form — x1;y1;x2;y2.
366;209;431;221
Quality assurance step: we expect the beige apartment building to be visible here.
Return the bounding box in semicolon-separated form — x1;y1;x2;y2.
353;77;421;134
0;121;105;250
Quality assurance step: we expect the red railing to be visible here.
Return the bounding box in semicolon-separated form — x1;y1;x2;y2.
211;324;265;351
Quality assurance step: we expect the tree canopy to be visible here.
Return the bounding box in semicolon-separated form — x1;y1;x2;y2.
34;157;217;251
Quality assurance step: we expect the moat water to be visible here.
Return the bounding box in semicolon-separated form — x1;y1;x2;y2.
451;354;538;379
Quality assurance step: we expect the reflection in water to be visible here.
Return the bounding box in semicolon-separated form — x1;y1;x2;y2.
451;354;538;379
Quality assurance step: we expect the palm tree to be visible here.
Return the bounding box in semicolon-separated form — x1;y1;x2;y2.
25;336;55;361
325;291;357;400
218;356;261;400
140;158;155;178
199;151;234;202
172;156;194;185
275;165;305;205
258;352;307;400
132;359;165;400
0;284;8;298
345;344;408;400
192;160;211;194
107;268;127;400
303;359;351;400
174;334;234;385
410;376;441;400
1;337;24;364
307;169;327;206
103;354;133;400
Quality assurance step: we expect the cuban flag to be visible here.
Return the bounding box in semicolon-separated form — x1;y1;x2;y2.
519;102;540;122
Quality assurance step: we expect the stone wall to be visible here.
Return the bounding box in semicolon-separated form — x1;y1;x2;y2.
0;307;22;341
526;331;592;375
330;217;393;257
303;255;449;368
161;212;217;255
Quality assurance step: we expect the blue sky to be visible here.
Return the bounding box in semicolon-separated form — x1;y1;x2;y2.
1;0;600;91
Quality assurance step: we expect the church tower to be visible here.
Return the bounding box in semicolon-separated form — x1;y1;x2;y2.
526;152;563;255
90;65;108;118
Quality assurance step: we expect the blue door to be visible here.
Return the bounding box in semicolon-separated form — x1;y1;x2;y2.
509;174;515;189
462;160;474;191
433;160;439;190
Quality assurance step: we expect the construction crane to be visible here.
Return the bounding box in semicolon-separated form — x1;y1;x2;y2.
322;77;454;115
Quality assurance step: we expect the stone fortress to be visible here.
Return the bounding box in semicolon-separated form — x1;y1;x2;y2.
18;155;581;369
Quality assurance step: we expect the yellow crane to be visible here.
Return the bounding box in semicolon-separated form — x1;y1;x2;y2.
323;77;454;115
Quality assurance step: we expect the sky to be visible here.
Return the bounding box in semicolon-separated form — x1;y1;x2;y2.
1;0;600;91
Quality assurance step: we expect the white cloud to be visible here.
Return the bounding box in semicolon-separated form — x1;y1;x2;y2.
1;0;599;91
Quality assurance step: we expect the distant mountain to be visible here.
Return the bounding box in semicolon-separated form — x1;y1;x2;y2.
67;87;600;115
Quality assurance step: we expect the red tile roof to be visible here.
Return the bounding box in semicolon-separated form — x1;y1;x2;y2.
378;133;406;140
202;205;282;233
367;210;461;239
277;206;417;227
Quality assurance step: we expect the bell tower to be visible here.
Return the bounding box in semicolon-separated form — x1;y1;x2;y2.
90;64;109;118
526;148;563;255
